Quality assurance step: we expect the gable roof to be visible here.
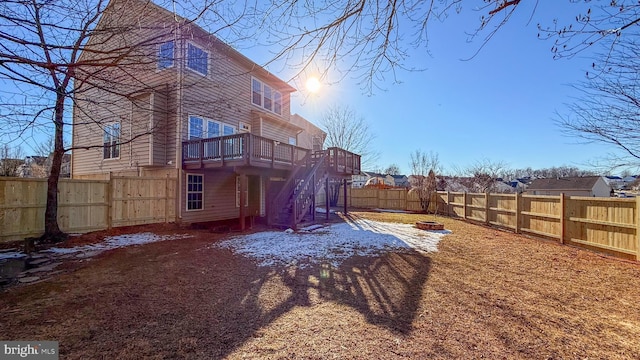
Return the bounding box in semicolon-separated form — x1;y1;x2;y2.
527;176;604;191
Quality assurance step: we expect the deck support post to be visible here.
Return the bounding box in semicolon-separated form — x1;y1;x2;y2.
343;178;348;215
325;177;330;221
239;173;247;231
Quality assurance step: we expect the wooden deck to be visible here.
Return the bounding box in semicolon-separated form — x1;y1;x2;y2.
182;134;360;176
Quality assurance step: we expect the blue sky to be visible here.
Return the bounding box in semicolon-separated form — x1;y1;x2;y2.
268;2;615;174
0;1;618;175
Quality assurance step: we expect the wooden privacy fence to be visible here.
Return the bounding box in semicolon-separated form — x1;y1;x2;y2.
342;188;640;261
0;176;176;243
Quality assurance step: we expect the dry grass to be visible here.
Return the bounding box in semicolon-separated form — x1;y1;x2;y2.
1;211;640;359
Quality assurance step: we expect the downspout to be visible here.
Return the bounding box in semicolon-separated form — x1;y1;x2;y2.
175;21;184;223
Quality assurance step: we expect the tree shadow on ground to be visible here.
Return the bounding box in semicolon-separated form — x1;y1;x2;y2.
0;221;433;359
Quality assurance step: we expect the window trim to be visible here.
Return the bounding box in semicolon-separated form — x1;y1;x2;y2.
251;77;282;115
186;42;209;76
186;173;204;211
157;40;175;70
103;122;121;160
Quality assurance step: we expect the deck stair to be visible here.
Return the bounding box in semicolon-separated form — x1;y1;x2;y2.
270;151;329;230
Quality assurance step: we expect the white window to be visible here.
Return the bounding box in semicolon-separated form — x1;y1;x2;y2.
263;85;273;111
186;174;204;211
188;116;221;139
158;40;174;69
252;78;262;107
251;77;282;115
187;43;208;76
273;92;282;115
288;137;297;146
236;176;249;208
103;122;120;159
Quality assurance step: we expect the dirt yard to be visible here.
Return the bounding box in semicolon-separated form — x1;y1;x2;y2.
1;212;639;359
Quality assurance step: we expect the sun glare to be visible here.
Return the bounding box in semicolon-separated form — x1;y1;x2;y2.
305;77;321;94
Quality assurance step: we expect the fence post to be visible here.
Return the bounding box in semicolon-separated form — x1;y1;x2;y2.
636;196;640;261
165;174;169;223
514;192;520;234
463;192;467;220
560;193;566;244
106;177;113;229
485;192;490;224
447;191;451;217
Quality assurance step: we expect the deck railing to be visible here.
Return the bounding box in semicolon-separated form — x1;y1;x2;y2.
183;135;361;175
182;133;308;167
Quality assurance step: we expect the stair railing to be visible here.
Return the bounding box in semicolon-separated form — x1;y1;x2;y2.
268;151;315;225
291;151;329;228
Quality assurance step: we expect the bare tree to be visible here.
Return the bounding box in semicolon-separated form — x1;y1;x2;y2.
254;1;640;91
0;144;24;177
320;104;378;205
459;159;508;193
558;36;640;172
0;0;246;242
321;104;379;166
384;164;401;175
409;150;441;213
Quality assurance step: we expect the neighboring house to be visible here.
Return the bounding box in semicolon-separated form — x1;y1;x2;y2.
621;175;638;190
351;171;371;188
507;179;527;193
365;173;394;187
390;174;409;188
604;176;624;190
527;176;611;197
71;0;359;229
18;154;71;178
0;158;23;177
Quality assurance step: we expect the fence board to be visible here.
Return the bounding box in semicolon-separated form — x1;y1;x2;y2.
0;176;176;243
345;189;639;260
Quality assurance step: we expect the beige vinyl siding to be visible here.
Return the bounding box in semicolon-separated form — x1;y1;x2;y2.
72;0;179;176
150;90;169;166
176;27;295;143
130;93;152;167
180;170;262;224
72;88;173;176
259;118;298;144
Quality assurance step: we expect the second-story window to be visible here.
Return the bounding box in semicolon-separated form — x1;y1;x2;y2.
103;122;120;159
263;85;272;111
273;92;282;115
189;116;222;139
157;40;174;69
251;77;282;115
187;43;208;76
252;78;262;107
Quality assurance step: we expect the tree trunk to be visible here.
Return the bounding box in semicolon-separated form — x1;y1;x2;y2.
41;90;67;243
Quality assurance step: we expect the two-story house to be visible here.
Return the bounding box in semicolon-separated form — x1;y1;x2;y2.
71;0;360;229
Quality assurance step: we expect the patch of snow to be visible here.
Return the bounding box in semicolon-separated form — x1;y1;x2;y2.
215;217;450;268
43;232;193;257
315;207;335;214
0;251;28;260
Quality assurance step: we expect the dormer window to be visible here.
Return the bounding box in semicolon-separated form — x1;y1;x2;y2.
187;43;208;76
251;77;282;115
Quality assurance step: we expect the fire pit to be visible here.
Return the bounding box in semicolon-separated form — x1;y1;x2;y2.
415;221;444;231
